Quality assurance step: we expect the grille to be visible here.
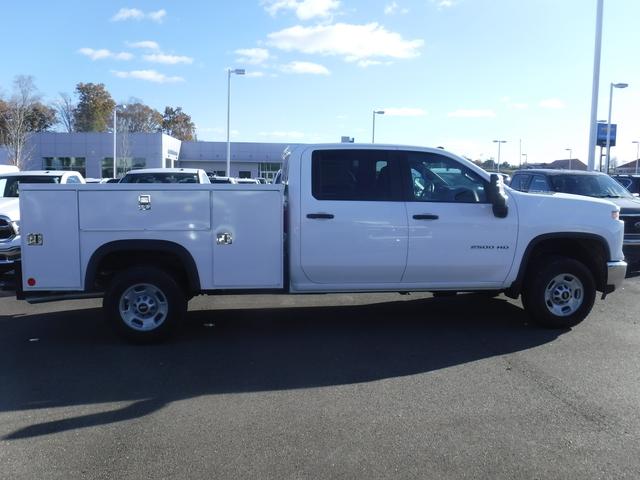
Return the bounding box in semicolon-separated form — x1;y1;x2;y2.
0;219;15;241
620;215;640;235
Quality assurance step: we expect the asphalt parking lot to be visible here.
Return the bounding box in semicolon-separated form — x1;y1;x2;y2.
1;277;639;480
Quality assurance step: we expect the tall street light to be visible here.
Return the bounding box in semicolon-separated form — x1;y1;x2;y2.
605;82;628;174
113;107;117;178
493;140;507;173
565;148;572;170
633;140;640;175
226;68;245;177
372;110;385;143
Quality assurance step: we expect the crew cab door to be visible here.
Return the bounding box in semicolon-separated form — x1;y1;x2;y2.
401;151;518;288
299;149;408;284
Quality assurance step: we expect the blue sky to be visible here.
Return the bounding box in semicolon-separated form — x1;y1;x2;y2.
1;0;639;166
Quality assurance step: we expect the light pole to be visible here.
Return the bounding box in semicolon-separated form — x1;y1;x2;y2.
587;0;604;171
565;148;572;170
113;107;117;178
633;141;640;175
226;68;245;177
493;140;507;173
605;82;628;174
372;110;385;143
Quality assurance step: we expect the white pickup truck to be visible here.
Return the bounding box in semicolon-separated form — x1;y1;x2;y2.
16;144;627;341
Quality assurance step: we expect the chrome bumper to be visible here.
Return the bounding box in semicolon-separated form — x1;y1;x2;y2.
606;260;627;293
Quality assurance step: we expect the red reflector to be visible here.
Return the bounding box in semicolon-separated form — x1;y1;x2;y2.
27;278;36;287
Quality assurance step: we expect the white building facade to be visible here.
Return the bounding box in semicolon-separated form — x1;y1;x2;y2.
6;132;295;181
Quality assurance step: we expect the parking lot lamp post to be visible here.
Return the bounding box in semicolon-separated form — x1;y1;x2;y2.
226;68;246;177
605;82;628;174
113;108;117;178
372;110;385;143
565;148;572;170
633;141;640;174
493;140;507;173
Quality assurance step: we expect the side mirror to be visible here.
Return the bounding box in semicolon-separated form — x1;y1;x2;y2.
488;174;508;218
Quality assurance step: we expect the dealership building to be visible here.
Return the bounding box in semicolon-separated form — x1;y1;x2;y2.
2;132;297;182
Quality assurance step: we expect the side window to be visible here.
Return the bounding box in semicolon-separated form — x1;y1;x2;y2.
405;152;487;203
66;176;80;184
312;150;401;201
510;174;531;192
529;175;550;192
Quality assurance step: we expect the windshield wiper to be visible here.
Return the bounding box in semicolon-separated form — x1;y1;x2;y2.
594;194;624;198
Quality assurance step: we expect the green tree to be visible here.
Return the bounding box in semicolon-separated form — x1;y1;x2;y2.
73;83;115;132
162;106;195;141
26;102;57;132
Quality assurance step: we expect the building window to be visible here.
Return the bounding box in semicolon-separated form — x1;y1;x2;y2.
101;157;146;179
238;170;252;179
259;162;281;182
42;157;86;177
213;170;226;177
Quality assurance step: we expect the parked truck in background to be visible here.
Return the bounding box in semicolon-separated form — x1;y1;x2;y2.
16;144;627;342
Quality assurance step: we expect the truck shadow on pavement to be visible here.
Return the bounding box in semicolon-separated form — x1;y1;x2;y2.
1;295;563;440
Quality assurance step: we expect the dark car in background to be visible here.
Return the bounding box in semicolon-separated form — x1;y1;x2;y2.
510;169;640;269
612;174;640;196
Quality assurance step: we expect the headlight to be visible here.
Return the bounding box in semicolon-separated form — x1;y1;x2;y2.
11;220;19;235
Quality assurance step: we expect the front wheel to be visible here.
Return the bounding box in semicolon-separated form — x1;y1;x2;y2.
104;266;187;342
522;256;596;329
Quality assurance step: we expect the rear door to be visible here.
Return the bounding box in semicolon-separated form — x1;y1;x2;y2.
299;149;408;284
401;151;518;287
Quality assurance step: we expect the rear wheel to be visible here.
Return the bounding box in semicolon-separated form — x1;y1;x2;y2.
104;266;187;342
522;256;596;328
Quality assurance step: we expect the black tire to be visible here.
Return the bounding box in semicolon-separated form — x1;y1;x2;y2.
104;265;187;343
522;256;596;329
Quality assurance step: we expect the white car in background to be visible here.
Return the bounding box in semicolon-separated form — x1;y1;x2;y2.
0;170;85;276
119;168;211;184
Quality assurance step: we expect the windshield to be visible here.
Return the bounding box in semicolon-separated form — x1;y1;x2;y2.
0;175;62;198
549;174;633;199
120;172;199;184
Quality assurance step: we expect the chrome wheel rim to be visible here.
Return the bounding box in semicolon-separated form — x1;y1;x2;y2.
119;283;168;331
544;273;584;317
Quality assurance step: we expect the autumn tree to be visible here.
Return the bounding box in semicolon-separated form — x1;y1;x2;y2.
161;106;195;141
116;100;162;133
73;83;115;132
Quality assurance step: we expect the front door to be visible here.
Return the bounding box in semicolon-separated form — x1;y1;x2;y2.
299;149;408;284
401;150;518;288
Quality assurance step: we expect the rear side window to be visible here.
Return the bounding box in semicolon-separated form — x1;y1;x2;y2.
311;150;402;201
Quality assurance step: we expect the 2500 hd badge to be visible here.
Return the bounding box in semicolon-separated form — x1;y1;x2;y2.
470;245;510;250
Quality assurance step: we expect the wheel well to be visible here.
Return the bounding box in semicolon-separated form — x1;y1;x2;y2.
511;236;607;296
86;241;200;295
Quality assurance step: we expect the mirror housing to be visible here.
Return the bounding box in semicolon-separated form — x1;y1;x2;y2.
488;174;509;218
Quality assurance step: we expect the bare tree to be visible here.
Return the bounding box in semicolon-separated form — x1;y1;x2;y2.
117;107;132;174
1;76;40;169
56;92;75;132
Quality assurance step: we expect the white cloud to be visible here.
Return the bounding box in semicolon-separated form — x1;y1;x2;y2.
78;48;133;61
112;8;166;23
280;61;330;75
262;0;340;20
259;131;307;139
267;23;423;63
235;48;270;65
127;40;160;50
246;71;266;77
384;2;408;14
112;69;184;83
447;109;496;118
539;98;566;109
144;53;193;65
382;107;427;117
432;0;455;8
